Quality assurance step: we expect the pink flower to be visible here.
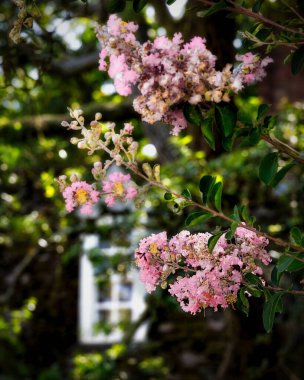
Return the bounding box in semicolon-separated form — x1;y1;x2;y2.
62;181;99;215
108;54;126;78
102;171;137;207
123;123;133;134
99;48;109;71
135;227;270;313
164;109;188;135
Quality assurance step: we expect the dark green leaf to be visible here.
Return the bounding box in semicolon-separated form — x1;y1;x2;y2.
291;45;304;75
271;163;295;187
183;104;202;126
257;104;271;121
246;286;262;297
203;0;227;17
262;115;277;132
287;257;304;272
215;104;236;138
241;128;261;147
222;134;235;151
211;182;223;212
208;232;225;253
259;152;279;185
231;205;241;222
236;288;249;316
108;0;126;13
225;222;238;240
201;118;216;150
164;192;173;201
199;175;216;204
290;226;302;245
277;255;295;273
263;292;284;332
271;266;282;286
252;0;264;12
244;272;264;289
166;0;176;4
240;205;250;223
181;188;192;200
185;211;212;227
133;0;148;12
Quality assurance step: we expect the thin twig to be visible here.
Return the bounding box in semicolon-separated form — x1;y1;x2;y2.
198;0;304;37
123;162;304;255
261;134;304;165
281;0;304;23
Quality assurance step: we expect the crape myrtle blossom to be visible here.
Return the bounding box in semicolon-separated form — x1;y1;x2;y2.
95;15;272;135
102;171;138;207
135;228;270;314
60;179;100;215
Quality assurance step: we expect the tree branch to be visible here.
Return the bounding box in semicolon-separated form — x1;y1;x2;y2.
198;0;304;37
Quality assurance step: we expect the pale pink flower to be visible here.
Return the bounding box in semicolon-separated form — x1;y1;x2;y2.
102;171;137;207
62;181;99;215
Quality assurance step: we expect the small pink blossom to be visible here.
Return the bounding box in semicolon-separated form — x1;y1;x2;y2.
102;171;137;207
123;123;133;134
62;181;99;215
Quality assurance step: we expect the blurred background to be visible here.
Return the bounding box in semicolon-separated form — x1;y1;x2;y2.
1;0;304;379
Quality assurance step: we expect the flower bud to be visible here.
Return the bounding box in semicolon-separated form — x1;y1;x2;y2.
95;112;102;120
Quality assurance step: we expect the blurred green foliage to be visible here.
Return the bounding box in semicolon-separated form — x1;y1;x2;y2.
1;0;304;379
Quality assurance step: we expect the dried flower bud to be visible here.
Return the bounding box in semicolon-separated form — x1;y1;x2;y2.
70;173;79;182
70;137;79;145
77;141;87;149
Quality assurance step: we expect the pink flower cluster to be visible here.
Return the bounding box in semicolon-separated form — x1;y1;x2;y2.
62;181;99;215
135;228;270;314
102;171;137;207
96;15;272;135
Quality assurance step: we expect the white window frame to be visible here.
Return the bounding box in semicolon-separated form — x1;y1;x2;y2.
79;234;147;345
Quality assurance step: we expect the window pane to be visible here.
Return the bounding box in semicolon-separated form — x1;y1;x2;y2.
118;281;132;301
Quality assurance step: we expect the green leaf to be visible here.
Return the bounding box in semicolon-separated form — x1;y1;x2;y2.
181;188;192;200
287;257;304;272
290;226;302;245
208;232;224;253
259;152;279;185
185;211;212;227
108;0;126;13
236;288;249;316
215;104;236;138
277;255;295;273
199;175;216;204
257;104;271;121
271;266;282;286
244;273;264;289
263;292;284;332
201;118;216;150
252;0;264;12
133;0;148;12
183;104;202;126
166;0;176;4
240;205;250;223
221;134;235;151
246;286;262;298
211;182;223;212
203;0;227;17
164;192;173;201
225;221;238;240
231;205;240;222
291;45;304;75
271;162;295;187
262;115;277;132
241;128;261;147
